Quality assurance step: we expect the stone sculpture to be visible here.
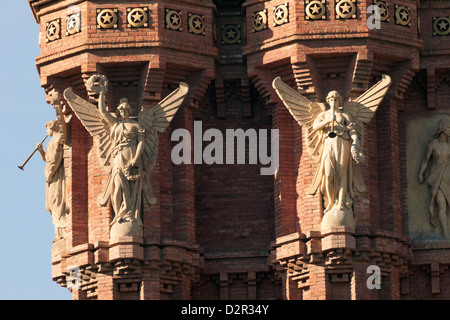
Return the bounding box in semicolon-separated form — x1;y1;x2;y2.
419;118;450;240
273;75;391;230
64;75;189;239
36;91;67;256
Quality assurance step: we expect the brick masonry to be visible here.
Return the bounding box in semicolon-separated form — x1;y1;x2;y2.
28;0;450;299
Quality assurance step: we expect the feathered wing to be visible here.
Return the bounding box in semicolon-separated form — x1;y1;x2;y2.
138;82;189;172
63;88;114;168
343;74;391;193
272;77;326;163
343;74;392;140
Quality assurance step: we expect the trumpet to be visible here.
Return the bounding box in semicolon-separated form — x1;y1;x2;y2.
17;135;49;171
328;103;337;138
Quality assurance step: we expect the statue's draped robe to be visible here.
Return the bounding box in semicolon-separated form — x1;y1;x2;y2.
45;135;66;239
98;120;146;227
309;110;362;212
426;140;450;223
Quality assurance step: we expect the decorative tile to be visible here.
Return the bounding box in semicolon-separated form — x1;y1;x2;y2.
46;19;61;42
97;8;118;29
336;0;356;19
394;5;410;27
66;12;81;35
127;7;149;28
188;13;205;35
165;9;182;31
373;1;389;23
221;24;241;44
273;4;289;26
433;16;450;36
305;0;326;20
252;9;268;32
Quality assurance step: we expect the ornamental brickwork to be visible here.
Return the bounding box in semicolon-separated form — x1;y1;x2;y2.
27;0;450;300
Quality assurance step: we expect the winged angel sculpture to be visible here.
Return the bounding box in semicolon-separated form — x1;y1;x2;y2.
64;75;189;238
273;75;391;230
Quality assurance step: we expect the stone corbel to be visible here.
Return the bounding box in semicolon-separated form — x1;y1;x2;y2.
215;77;226;119
138;60;166;108
43;82;72;145
292;56;324;102
219;272;229;299
113;259;143;277
427;68;436;109
248;68;281;111
183;69;214;110
387;59;418;104
422;263;449;295
109;236;144;263
321;226;356;253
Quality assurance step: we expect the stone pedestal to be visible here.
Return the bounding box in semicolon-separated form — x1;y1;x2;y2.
321;206;355;231
321;226;356;251
110;220;143;239
109;236;144;262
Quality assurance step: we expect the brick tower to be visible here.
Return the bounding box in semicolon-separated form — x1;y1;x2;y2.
27;0;450;300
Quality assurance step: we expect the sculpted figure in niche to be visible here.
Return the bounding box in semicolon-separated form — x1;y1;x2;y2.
64;74;189;238
419;118;450;240
37;119;67;253
273;75;391;230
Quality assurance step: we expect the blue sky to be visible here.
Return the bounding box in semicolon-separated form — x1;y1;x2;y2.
0;1;72;299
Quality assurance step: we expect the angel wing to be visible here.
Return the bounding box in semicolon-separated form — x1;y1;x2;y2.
272;77;326;162
63;88;114;168
49;89;68;145
138;82;189;171
343;74;391;139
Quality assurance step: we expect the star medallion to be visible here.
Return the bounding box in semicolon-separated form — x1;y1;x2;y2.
166;9;182;31
433;17;450;36
252;10;268;32
96;9;118;29
127;8;148;28
273;4;289;26
336;0;356;19
305;1;326;20
188;13;205;35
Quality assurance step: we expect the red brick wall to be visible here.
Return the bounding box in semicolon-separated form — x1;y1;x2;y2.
28;0;450;300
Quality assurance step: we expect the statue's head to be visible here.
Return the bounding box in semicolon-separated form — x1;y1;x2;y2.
436;118;450;137
326;91;343;110
45;120;59;136
117;98;133;119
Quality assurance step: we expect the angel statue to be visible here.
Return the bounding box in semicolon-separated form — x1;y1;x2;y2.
273;75;391;230
35;90;68;256
64;75;189;238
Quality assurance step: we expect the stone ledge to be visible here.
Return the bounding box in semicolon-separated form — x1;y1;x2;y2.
321;226;355;237
109;236;144;246
321;233;356;251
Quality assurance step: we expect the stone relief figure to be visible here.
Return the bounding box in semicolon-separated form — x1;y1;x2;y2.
273;75;391;230
36;99;67;256
64;75;189;238
419;118;450;240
